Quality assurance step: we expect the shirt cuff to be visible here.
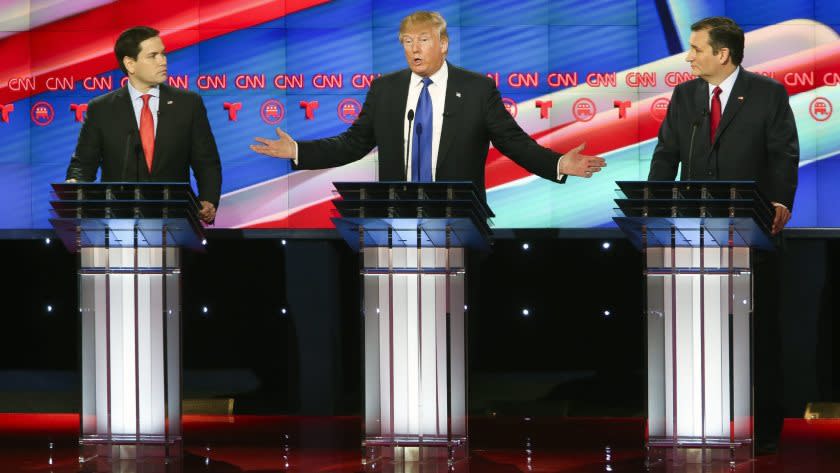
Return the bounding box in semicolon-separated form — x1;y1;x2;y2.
556;155;565;181
292;140;299;165
771;202;788;211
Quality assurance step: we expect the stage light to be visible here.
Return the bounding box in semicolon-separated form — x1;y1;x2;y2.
201;238;207;246
522;242;530;250
602;241;611;250
281;239;287;245
45;237;51;245
46;305;53;313
202;306;209;315
281;308;287;315
603;310;611;317
521;308;530;317
464;305;468;311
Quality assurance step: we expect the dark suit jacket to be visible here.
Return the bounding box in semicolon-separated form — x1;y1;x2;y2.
296;62;565;201
648;68;799;209
66;83;222;206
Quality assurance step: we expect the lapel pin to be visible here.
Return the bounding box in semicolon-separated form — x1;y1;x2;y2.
455;92;461;98
737;96;744;101
167;100;173;105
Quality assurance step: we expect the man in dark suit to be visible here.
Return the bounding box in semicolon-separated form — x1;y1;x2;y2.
648;17;799;454
66;26;222;223
648;17;798;232
250;11;605;197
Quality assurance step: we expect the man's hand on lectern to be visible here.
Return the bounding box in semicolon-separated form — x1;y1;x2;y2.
250;128;296;160
199;201;216;224
771;204;791;235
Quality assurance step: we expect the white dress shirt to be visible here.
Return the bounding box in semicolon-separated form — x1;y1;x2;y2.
127;81;159;135
708;66;739;114
403;62;448;181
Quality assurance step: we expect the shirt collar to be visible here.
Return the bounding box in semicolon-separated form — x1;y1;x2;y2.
709;66;739;95
127;81;161;101
411;61;448;88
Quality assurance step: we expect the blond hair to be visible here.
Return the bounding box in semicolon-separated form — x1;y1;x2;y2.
398;11;448;42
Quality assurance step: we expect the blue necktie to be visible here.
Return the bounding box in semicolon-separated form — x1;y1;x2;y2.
412;77;433;182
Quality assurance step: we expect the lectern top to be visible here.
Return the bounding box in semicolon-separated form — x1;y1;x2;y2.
49;182;205;252
616;181;773;208
51;182;200;207
333;181;493;214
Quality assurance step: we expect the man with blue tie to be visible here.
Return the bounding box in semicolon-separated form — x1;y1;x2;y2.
251;11;605;200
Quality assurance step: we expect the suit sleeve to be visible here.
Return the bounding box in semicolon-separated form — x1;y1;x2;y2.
765;84;799;210
66;99;103;181
648;86;682;181
483;77;565;183
189;95;222;207
296;79;379;169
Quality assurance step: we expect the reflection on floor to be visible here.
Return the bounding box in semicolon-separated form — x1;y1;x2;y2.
0;414;838;472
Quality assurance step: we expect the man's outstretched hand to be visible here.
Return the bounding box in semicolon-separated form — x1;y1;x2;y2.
560;143;606;178
250;128;296;160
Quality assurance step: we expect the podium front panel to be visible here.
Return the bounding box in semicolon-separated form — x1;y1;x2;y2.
646;246;752;456
361;245;468;461
78;245;182;463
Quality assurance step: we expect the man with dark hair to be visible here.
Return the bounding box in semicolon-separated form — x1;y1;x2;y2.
649;16;799;454
66;26;222;223
250;11;605;200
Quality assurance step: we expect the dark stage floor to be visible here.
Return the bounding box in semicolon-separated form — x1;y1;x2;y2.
1;414;838;472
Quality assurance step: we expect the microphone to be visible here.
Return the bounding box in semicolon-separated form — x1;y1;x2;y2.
405;109;414;180
121;130;142;182
685;110;708;186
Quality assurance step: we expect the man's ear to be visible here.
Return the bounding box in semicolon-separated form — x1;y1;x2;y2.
718;47;731;65
123;56;134;75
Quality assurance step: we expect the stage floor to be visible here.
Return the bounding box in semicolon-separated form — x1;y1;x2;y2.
0;414;838;472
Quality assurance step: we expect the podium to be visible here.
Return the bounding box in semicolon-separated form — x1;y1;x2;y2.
50;182;205;472
614;181;775;465
331;182;493;466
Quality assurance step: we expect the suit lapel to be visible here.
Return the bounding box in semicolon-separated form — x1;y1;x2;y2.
151;85;174;176
436;63;464;174
115;86;139;134
713;69;748;144
390;70;411;179
692;81;713;161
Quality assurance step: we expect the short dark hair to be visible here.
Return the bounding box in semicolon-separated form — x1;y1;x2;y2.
114;26;160;75
691;17;744;66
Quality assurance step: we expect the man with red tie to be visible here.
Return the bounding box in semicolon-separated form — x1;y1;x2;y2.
648;17;799;454
648;17;798;234
66;26;221;223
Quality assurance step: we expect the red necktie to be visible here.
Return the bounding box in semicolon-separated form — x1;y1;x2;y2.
709;86;722;142
139;94;155;172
